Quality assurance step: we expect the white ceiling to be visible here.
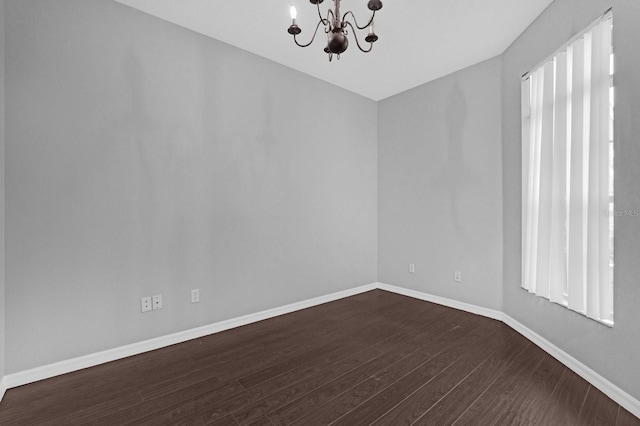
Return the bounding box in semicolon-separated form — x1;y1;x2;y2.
114;0;553;101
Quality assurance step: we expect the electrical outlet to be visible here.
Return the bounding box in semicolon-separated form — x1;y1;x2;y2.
409;263;415;274
152;294;163;310
454;271;462;283
191;289;200;303
141;297;152;313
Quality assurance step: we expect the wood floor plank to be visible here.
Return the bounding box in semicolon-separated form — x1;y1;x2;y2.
372;327;528;425
235;321;392;390
578;386;621;425
108;294;400;425
204;414;241;426
617;406;640;425
537;368;591;425
69;379;245;426
124;322;393;424
265;311;469;426
286;313;483;426
0;289;636;425
409;333;531;425
243;416;273;426
238;307;467;425
235;350;403;425
489;351;567;425
451;343;548;425
54;318;376;424
188;290;403;365
141;295;447;425
327;318;503;426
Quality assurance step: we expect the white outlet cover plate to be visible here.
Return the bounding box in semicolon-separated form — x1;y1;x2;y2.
152;294;163;310
141;297;152;313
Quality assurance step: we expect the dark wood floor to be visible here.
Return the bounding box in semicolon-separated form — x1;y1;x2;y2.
1;290;638;425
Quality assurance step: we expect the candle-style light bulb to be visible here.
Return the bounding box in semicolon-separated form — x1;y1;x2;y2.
287;3;301;35
365;19;378;43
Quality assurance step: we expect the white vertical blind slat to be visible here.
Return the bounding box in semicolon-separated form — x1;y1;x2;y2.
567;37;587;313
534;61;556;299
549;51;569;304
522;13;613;324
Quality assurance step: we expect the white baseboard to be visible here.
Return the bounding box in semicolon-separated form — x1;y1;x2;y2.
2;283;377;391
376;283;504;321
375;282;640;419
1;281;639;419
0;377;6;403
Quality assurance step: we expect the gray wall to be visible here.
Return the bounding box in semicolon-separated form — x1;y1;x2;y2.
502;0;640;400
4;0;377;373
378;56;504;312
0;0;5;385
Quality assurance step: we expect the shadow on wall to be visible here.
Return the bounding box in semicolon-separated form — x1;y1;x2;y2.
199;46;295;290
436;79;479;240
111;47;212;285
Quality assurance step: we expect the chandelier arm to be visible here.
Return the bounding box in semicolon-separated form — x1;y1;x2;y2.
341;10;376;30
293;20;325;48
316;1;330;26
345;21;373;53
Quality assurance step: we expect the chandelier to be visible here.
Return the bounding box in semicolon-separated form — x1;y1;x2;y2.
287;0;383;61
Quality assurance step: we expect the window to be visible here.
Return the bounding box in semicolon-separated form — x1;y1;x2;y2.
521;11;614;325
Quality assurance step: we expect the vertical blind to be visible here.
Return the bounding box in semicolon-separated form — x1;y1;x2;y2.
521;11;613;325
